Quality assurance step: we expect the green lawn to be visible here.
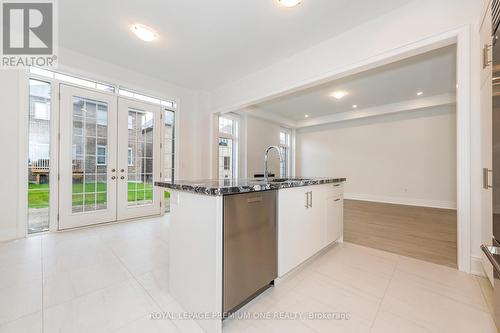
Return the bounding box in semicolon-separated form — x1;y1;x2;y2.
28;184;50;208
28;183;171;208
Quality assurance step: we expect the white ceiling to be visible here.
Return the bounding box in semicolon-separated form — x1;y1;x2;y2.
250;45;457;122
59;0;411;90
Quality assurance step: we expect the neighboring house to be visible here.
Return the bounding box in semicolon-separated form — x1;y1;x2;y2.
28;91;50;185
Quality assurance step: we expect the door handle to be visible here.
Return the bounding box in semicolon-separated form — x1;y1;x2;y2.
483;168;493;189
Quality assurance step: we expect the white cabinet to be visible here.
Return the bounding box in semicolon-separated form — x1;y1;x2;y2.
278;186;315;277
326;195;343;244
480;2;492;87
278;183;344;277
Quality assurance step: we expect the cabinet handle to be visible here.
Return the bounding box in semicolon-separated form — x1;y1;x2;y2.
483;43;493;69
305;192;309;208
333;184;340;187
334;198;341;202
310;191;313;207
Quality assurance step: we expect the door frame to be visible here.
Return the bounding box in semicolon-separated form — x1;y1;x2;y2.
116;97;163;221
18;68;180;236
211;26;474;273
58;84;119;229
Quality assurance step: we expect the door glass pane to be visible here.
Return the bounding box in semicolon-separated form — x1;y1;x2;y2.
28;79;51;233
280;146;288;178
163;110;175;213
128;108;154;206
72;97;108;213
218;138;233;179
218;117;234;135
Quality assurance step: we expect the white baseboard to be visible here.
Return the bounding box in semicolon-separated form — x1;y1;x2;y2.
471;255;486;277
344;193;457;210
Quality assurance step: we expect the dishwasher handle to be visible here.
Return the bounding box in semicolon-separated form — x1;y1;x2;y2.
247;196;263;204
481;244;500;274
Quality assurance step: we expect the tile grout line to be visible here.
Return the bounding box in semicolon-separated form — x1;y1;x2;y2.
40;228;167;313
41;236;45;333
475;275;495;317
394;264;492;313
370;256;450;333
96;231;179;332
367;255;400;332
40;229;170;332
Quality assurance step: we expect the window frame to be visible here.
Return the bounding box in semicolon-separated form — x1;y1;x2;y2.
96;145;107;166
279;128;292;178
217;114;239;179
27;78;52;234
163;109;175;183
24;66;181;234
128;147;134;166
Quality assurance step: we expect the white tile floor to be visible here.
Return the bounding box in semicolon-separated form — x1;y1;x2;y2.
0;215;496;333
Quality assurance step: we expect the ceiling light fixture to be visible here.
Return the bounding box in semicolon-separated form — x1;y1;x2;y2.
277;0;302;8
331;90;348;99
352;105;357;109
304;114;309;118
131;24;159;42
417;91;423;96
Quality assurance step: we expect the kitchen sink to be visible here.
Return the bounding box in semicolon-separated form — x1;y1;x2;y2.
270;178;312;183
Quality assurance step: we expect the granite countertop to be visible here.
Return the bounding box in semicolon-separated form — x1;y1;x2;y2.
155;177;346;196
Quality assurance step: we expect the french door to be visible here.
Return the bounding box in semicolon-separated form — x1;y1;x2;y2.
59;85;161;229
116;98;161;220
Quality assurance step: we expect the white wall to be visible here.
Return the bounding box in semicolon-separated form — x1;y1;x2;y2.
211;0;481;111
207;0;483;273
0;70;21;241
243;115;281;178
296;106;457;208
56;48;205;181
0;49;206;242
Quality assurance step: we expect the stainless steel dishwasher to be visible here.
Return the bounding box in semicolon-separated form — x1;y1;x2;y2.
223;190;277;315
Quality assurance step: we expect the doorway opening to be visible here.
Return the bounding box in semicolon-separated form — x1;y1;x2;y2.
26;67;178;233
246;44;458;268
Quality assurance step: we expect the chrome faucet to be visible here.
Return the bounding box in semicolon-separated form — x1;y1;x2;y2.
264;146;283;181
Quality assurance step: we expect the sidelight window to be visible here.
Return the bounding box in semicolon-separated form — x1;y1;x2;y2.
218;116;239;179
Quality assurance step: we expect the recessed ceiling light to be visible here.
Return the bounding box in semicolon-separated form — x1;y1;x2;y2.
417;91;423;96
277;0;302;7
131;24;159;42
304;114;309;118
352;105;357;109
331;90;348;99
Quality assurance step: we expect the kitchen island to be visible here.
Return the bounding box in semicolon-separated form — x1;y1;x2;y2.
155;177;346;333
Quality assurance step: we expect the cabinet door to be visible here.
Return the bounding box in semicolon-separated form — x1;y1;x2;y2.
480;2;492;87
326;195;343;244
278;187;309;277
307;187;327;254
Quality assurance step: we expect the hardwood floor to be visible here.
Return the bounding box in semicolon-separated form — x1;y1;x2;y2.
344;199;457;268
